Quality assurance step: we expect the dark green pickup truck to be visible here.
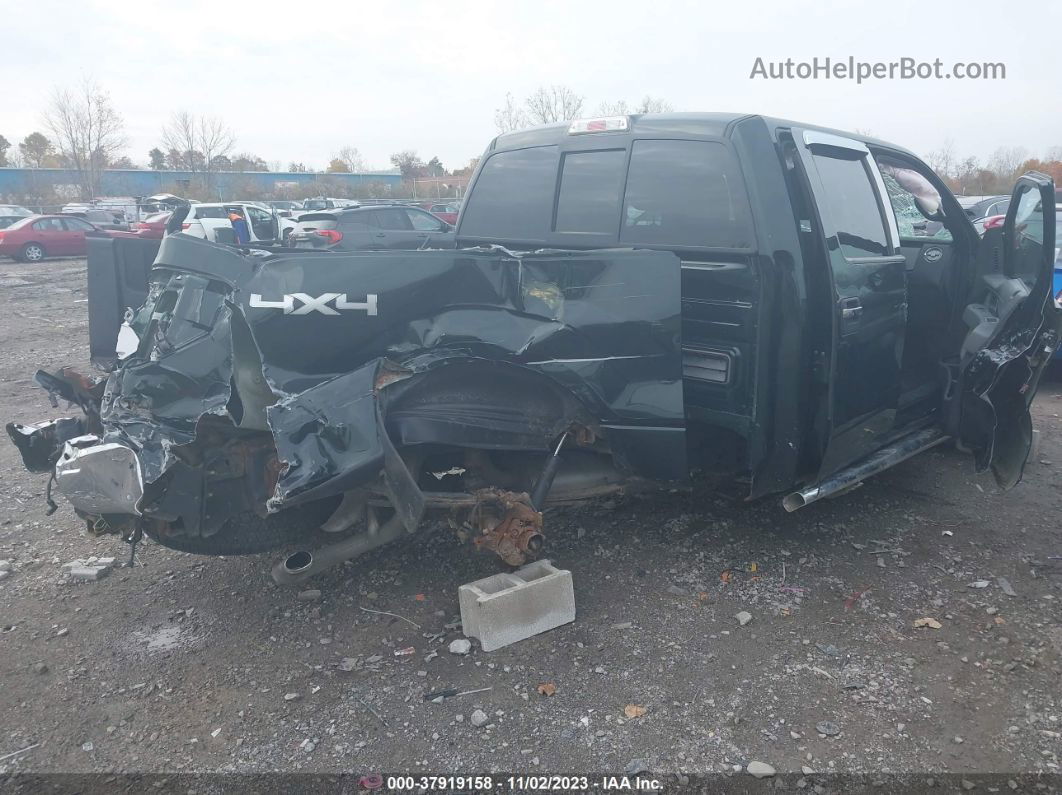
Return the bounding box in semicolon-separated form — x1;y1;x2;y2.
8;113;1059;584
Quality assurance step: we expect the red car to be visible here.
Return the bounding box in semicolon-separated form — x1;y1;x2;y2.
0;215;117;262
419;201;460;225
132;211;171;239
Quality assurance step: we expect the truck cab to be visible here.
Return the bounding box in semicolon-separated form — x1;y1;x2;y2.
453;113;1059;502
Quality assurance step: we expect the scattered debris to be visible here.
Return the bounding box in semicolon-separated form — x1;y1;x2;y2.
537;682;557;697
734;610;753;626
358;606;420;629
449;638;472;655
0;743;39;763
624;759;650;776
816;721;841;737
914;617;942;629
997;577;1017;597
470;709;489;727
33;662;48;674
624;704;647;719
969;580;990;589
283;692;301;702
611;621;633;630
746;761;776;779
358;774;384;790
296;589;322;602
844;587;871;611
393;646;415;657
423;686;493;702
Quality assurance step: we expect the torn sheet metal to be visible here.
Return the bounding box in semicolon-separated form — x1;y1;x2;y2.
12;234;685;552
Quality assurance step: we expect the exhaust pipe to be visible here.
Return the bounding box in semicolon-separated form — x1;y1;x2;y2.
271;514;407;586
783;428;947;512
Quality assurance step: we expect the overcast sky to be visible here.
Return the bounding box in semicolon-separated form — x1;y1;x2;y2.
2;0;1057;172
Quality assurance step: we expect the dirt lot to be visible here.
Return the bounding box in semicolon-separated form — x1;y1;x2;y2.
0;256;1060;783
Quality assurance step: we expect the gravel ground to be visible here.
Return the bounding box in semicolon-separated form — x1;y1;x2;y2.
0;257;1060;784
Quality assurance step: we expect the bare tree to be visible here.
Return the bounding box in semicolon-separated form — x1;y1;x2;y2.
987;146;1029;181
494;93;529;133
160;111;235;185
43;78;126;199
524;85;584;125
160;111;197;170
595;99;631;116
924;139;957;178
335;146;366;173
635;95;672;113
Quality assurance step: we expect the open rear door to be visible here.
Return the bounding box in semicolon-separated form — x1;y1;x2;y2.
952;173;1060;487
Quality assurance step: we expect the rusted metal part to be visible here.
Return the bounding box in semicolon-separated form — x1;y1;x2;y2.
470;488;544;567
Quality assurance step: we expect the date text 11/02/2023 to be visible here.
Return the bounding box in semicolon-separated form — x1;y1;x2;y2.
384;775;665;791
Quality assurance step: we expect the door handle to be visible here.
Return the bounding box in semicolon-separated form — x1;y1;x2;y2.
839;297;863;321
374;232;385;238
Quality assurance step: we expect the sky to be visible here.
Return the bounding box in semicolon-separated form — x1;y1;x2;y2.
1;0;1058;173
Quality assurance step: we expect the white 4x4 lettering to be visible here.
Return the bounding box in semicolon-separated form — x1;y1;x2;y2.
249;293;378;316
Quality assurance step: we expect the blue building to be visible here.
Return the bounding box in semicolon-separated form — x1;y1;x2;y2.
0;167;404;201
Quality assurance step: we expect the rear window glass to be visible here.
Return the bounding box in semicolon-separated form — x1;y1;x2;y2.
620;140;753;249
194;206;230;219
372;208;413;230
337;213;374;231
460;146;558;240
555;149;627;234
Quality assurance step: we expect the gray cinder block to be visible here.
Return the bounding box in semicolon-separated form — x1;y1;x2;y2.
67;566;110;581
458;560;575;652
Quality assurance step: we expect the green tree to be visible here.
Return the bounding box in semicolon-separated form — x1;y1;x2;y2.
148;147;166;169
20;132;54;168
325;158;350;173
0;134;9;166
390;150;426;178
426;156;446;177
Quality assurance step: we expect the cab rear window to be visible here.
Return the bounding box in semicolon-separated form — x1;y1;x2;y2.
620;140;753;249
460;139;753;248
460;146;558;240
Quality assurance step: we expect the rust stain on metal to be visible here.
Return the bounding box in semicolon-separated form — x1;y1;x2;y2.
470;488;544;567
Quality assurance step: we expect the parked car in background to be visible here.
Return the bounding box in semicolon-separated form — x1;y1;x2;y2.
0;204;32;229
267;200;301;218
62;207;129;231
132;212;171;239
288;204;454;251
300;197;359;211
422;201;461;225
0;215;119;261
960;195;1010;220
177;203;297;244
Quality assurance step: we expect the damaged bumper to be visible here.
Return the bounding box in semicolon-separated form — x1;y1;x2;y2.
9;234;686;561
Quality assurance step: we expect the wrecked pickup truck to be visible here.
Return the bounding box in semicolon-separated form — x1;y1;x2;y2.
7;113;1059;585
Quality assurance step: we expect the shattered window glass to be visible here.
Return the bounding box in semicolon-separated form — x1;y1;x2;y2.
880;170;953;242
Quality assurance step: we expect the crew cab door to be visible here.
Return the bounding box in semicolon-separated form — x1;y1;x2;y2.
791;129;909;476
950;173;1059;487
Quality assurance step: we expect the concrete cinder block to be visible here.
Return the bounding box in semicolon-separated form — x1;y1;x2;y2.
459;559;575;652
67;566;110;582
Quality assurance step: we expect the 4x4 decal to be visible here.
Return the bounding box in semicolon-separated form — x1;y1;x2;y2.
249;293;378;316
